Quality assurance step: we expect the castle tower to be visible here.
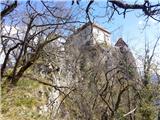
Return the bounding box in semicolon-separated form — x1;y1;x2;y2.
115;38;128;48
66;22;111;48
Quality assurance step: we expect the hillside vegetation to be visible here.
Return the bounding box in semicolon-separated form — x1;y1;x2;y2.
1;73;51;120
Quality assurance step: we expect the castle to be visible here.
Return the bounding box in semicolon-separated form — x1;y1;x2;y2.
66;22;111;47
49;22;139;120
66;22;128;49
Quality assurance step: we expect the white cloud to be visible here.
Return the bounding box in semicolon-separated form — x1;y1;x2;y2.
1;25;22;65
2;25;18;35
138;20;144;25
138;18;158;27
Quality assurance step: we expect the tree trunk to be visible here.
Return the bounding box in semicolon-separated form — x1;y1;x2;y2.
10;61;34;85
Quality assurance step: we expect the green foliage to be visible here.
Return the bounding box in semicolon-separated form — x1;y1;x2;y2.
17;78;39;89
1;77;51;120
136;84;159;120
5;68;13;76
15;97;38;108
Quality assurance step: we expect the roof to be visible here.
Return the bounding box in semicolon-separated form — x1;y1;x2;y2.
76;22;111;34
115;38;128;47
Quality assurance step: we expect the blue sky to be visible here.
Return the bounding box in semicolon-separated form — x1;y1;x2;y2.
67;0;160;46
1;0;160;65
59;0;160;68
84;0;160;61
2;0;160;49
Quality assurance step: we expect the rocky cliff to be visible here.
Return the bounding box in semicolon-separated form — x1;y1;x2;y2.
49;38;141;120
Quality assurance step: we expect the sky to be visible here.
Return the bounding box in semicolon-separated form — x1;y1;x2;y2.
1;0;160;68
86;0;160;65
70;0;160;67
65;0;160;46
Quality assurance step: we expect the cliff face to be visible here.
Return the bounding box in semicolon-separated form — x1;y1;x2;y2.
49;40;141;120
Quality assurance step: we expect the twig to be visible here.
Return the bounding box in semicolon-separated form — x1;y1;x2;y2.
123;107;137;117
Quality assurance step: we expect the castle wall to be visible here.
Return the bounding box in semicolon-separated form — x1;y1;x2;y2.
93;27;111;45
66;24;111;48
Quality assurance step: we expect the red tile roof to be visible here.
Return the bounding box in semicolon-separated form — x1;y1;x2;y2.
115;38;128;47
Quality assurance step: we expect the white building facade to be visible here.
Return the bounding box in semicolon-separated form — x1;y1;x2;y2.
66;23;111;48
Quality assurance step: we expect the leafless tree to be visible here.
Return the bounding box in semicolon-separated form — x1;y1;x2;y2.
1;1;83;86
74;0;160;23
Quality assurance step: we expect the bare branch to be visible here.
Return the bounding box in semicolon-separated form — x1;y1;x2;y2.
86;0;94;23
109;0;160;22
1;0;17;19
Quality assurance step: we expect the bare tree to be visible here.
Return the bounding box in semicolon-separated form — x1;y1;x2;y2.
143;36;160;86
73;0;160;23
1;1;83;86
